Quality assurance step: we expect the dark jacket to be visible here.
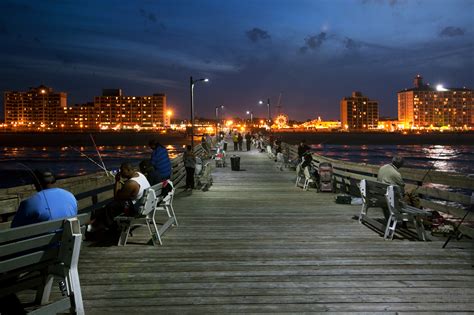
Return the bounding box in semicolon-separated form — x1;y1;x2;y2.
151;145;172;179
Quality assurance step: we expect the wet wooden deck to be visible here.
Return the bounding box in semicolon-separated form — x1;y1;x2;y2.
78;149;474;313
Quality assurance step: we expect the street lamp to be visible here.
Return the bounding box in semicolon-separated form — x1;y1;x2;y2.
190;76;209;147
166;110;173;127
215;105;224;135
258;98;271;130
246;110;253;126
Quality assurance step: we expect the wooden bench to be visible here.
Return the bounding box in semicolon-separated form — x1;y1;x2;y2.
359;179;432;241
0;216;87;314
115;181;178;246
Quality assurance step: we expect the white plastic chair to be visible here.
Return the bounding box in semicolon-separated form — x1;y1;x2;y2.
155;180;178;227
303;166;315;191
266;145;275;159
115;188;163;246
275;152;284;171
295;163;304;187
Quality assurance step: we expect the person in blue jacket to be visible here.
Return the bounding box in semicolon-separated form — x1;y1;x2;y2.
11;169;78;228
149;139;172;181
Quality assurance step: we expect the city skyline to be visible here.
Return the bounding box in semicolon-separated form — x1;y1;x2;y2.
1;0;473;121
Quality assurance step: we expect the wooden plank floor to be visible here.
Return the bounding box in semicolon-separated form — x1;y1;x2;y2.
78;148;474;314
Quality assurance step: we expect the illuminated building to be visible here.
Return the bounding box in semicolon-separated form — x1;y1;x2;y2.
94;89;167;129
398;75;473;129
300;117;341;130
4;85;67;130
340;91;379;130
3;86;167;130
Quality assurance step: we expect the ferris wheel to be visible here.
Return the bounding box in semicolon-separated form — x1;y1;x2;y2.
274;114;289;128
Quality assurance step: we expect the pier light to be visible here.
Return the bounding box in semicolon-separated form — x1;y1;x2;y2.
246;111;253;125
258;99;271;129
215;105;224;134
190;76;209;147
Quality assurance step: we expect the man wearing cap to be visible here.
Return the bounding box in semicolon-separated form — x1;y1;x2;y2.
11;169;78;228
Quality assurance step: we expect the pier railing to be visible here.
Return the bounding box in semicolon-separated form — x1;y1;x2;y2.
0;144;207;229
283;142;474;238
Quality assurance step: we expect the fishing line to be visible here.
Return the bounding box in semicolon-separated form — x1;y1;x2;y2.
67;146;107;171
89;134;108;176
16;162;53;220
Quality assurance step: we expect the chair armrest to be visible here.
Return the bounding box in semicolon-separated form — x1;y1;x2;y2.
401;205;432;217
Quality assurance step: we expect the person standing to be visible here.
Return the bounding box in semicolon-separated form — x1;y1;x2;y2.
183;145;196;191
245;133;252;151
232;133;239;151
149;139;172;181
11;169;78;228
237;133;243;151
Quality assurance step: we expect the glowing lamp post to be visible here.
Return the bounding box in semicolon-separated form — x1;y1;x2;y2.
259;98;271;130
166;110;173;127
215;105;224;135
246;110;253;126
190;76;209;147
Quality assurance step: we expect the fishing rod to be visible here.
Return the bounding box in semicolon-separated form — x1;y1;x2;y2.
89;134;108;176
442;192;473;249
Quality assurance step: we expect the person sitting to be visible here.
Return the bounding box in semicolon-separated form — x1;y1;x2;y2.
377;156;405;193
377;156;415;221
88;162;150;234
301;152;319;182
11;169;77;228
297;140;310;161
139;159;160;186
149;139;172;181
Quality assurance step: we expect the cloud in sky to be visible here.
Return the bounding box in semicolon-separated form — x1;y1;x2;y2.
299;32;329;53
343;37;362;50
245;27;270;43
139;8;157;23
360;0;404;6
439;26;466;37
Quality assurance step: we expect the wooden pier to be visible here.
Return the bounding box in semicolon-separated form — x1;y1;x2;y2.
75;149;474;313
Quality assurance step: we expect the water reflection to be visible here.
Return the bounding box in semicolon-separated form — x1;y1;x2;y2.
421;145;459;173
0;144;183;188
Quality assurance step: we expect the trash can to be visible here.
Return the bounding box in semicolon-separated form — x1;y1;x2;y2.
230;155;240;171
223;142;228;151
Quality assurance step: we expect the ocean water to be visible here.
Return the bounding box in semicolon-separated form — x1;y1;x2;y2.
0;144;184;188
309;144;474;175
0;144;472;188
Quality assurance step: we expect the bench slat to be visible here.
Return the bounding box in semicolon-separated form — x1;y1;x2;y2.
0;249;59;274
0;233;61;258
0;219;67;243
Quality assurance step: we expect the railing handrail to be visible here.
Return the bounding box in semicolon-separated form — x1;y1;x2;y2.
0;144;205;229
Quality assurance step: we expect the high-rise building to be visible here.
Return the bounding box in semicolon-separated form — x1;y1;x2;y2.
398;75;473;129
94;89;167;129
4;85;68;130
340;91;379;130
3;86;168;130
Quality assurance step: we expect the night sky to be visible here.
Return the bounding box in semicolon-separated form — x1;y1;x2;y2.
1;0;472;121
